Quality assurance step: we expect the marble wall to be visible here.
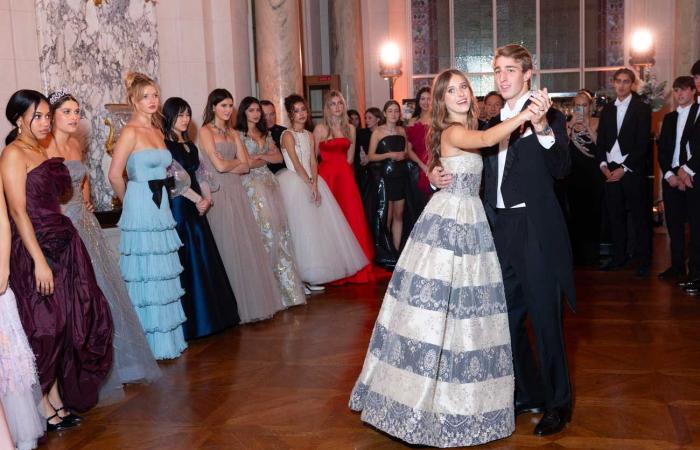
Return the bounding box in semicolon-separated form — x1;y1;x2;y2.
36;0;160;211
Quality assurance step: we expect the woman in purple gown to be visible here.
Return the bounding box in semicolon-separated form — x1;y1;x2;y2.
0;90;113;430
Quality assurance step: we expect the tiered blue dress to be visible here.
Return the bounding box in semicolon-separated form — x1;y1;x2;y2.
118;149;187;359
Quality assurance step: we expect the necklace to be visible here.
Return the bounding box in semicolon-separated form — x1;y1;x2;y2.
17;135;47;158
211;123;230;137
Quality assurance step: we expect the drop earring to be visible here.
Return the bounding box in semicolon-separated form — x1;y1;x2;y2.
18;125;22;135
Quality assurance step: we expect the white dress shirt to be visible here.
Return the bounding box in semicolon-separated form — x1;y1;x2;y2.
664;103;692;181
496;93;555;209
601;94;632;171
680;96;700;178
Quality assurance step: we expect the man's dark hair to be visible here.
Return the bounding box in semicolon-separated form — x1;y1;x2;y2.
260;100;275;109
483;91;504;104
613;67;636;84
673;76;695;90
691;59;700;76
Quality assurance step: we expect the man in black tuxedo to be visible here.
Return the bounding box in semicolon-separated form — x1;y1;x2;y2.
261;100;287;173
429;44;574;436
596;68;652;276
679;60;700;295
657;76;697;280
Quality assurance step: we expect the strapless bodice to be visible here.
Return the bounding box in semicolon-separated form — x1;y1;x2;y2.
319;137;350;162
375;135;406;154
439;152;483;197
63;160;87;211
214;141;238;160
126;149;172;183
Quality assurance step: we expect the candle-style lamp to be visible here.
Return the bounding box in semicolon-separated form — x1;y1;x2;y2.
379;42;402;100
629;28;655;79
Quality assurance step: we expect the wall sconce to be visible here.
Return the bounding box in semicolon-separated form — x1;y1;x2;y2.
629;28;655;78
379;42;402;100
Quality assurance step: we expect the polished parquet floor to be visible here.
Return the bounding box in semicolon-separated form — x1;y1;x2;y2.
43;238;700;449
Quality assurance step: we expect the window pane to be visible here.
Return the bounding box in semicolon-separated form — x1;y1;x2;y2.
411;0;451;75
454;0;493;72
584;70;617;95
539;72;580;93
496;0;536;60
466;74;495;97
540;0;579;69
585;0;625;67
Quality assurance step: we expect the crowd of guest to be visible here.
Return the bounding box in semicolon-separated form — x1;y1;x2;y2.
0;54;699;449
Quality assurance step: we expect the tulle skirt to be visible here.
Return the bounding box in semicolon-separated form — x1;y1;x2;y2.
0;288;45;450
276;169;368;284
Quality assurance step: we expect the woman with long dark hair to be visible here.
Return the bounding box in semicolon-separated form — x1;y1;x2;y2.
1;89;113;429
162;97;240;339
44;91;161;399
406;86;432;197
199;89;282;323
276;94;367;286
350;69;549;446
235;96;306;305
108;73;187;360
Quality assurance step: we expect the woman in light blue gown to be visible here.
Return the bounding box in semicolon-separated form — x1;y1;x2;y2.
108;73;187;360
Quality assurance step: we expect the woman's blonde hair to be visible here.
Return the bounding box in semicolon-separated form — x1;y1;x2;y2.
427;69;479;171
125;71;162;129
321;90;351;140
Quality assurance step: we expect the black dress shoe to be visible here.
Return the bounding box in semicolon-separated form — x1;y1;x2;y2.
685;282;699;295
600;258;629;271
658;267;685;280
533;407;570;436
54;407;82;425
46;413;77;432
514;401;545;416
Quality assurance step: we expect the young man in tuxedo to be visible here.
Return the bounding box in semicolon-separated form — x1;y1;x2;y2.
261;100;287;173
657;77;697;280
430;44;574;436
596;68;652;276
679;60;700;295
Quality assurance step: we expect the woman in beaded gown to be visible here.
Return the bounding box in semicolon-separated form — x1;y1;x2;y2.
108;73;187;360
314;90;374;284
199;89;283;323
43;91;161;399
2;90;113;429
162;97;240;339
0;155;44;450
349;70;550;447
235;97;306;307
277;94;367;285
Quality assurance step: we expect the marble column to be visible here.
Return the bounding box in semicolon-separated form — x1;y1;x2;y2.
254;0;303;126
675;0;700;77
329;0;366;114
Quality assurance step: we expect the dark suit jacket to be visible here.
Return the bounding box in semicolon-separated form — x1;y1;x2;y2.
596;95;652;173
482;108;575;310
267;124;287;173
658;103;699;176
683;103;700;174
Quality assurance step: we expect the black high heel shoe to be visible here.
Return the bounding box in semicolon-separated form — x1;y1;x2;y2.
46;413;77;432
50;404;83;425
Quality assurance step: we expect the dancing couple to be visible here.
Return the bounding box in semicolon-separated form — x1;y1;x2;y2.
350;44;574;447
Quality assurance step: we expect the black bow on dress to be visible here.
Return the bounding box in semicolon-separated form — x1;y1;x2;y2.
148;177;175;207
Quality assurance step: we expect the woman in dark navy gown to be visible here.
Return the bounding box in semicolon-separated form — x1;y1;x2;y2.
162;97;239;339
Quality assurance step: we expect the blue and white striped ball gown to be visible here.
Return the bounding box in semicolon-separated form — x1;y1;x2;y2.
349;152;514;447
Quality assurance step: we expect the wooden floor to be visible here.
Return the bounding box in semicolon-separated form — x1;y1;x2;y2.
42;237;700;449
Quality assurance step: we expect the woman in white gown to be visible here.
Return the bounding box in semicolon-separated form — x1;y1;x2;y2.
349;69;551;447
276;94;367;285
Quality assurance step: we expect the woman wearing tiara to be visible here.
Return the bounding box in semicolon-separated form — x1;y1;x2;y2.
277;94;367;285
108;73;187;360
349;70;551;446
0;149;43;449
1;89;113;429
162;96;240;339
235;96;306;307
44;90;161;395
199;89;283;323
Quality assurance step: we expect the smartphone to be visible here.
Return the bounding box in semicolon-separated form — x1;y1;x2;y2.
574;105;585;123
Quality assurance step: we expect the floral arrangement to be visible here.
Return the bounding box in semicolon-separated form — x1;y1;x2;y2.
636;69;668;112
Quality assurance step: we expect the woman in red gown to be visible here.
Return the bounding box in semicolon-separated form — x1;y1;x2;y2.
406;86;432;197
314;90;374;283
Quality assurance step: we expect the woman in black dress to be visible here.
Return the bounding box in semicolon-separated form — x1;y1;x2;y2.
162;97;239;339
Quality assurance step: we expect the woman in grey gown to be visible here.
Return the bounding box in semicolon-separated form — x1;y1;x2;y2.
198;89;283;323
44;91;161;400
